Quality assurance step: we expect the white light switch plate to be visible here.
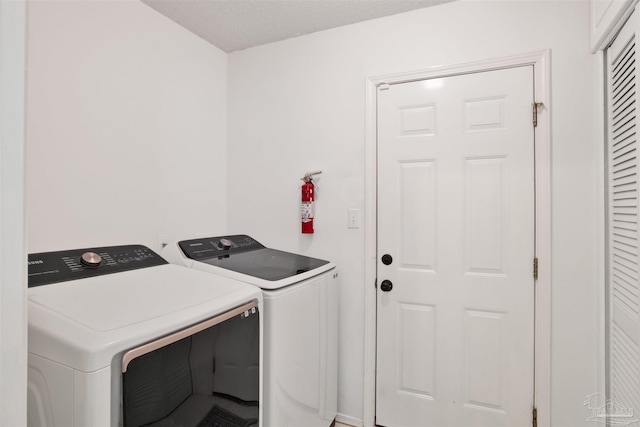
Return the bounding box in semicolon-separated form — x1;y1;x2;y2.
348;208;360;229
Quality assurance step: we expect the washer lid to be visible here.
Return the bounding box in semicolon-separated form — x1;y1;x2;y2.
197;248;328;281
179;235;330;281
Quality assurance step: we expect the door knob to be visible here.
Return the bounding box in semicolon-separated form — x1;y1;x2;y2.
380;280;393;292
381;254;393;265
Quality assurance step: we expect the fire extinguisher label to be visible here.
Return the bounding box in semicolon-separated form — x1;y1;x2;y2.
301;201;314;222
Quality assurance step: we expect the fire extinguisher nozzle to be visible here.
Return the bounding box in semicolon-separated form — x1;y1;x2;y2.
301;170;322;183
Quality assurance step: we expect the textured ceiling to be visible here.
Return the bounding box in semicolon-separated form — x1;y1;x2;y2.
141;0;455;53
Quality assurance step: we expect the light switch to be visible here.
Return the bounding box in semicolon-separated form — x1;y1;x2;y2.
348;209;360;229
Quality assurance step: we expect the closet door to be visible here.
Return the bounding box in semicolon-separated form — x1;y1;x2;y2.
607;8;640;419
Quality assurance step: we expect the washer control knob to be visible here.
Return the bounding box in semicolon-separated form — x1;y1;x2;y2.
80;252;102;268
218;239;232;250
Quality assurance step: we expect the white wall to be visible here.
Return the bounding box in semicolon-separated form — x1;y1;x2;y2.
26;0;228;253
0;1;27;425
227;1;598;425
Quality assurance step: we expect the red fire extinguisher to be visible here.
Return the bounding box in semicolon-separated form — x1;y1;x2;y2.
301;171;321;234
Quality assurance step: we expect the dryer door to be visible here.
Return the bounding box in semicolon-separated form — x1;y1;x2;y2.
121;301;260;427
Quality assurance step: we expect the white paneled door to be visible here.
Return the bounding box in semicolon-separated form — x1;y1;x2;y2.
376;66;535;427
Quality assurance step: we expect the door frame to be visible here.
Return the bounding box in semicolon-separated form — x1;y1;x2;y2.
363;50;551;427
0;0;27;424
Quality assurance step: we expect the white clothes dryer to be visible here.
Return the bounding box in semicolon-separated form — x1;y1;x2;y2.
27;244;263;427
162;235;338;427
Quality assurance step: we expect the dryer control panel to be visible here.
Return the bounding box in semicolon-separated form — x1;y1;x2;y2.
28;245;167;287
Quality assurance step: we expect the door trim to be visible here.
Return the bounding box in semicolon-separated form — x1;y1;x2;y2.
0;0;27;424
363;50;551;427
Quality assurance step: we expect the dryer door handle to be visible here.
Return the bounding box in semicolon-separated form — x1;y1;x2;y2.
121;299;258;372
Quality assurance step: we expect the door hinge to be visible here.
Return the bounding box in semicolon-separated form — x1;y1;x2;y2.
375;278;377;288
378;83;390;91
532;102;543;127
532;406;538;427
533;257;539;280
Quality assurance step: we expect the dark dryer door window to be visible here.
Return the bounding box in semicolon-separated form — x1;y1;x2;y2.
122;302;260;427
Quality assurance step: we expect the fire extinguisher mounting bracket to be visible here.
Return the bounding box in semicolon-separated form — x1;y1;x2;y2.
301;170;322;183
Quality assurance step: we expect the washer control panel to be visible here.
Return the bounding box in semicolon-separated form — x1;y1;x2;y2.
28;245;167;288
179;235;265;260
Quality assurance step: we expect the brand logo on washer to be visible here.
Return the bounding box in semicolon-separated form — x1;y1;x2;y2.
28;260;44;266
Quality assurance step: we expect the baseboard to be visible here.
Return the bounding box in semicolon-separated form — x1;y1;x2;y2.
336;413;364;427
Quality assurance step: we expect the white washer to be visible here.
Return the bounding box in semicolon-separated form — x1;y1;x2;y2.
163;235;338;427
27;244;263;427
